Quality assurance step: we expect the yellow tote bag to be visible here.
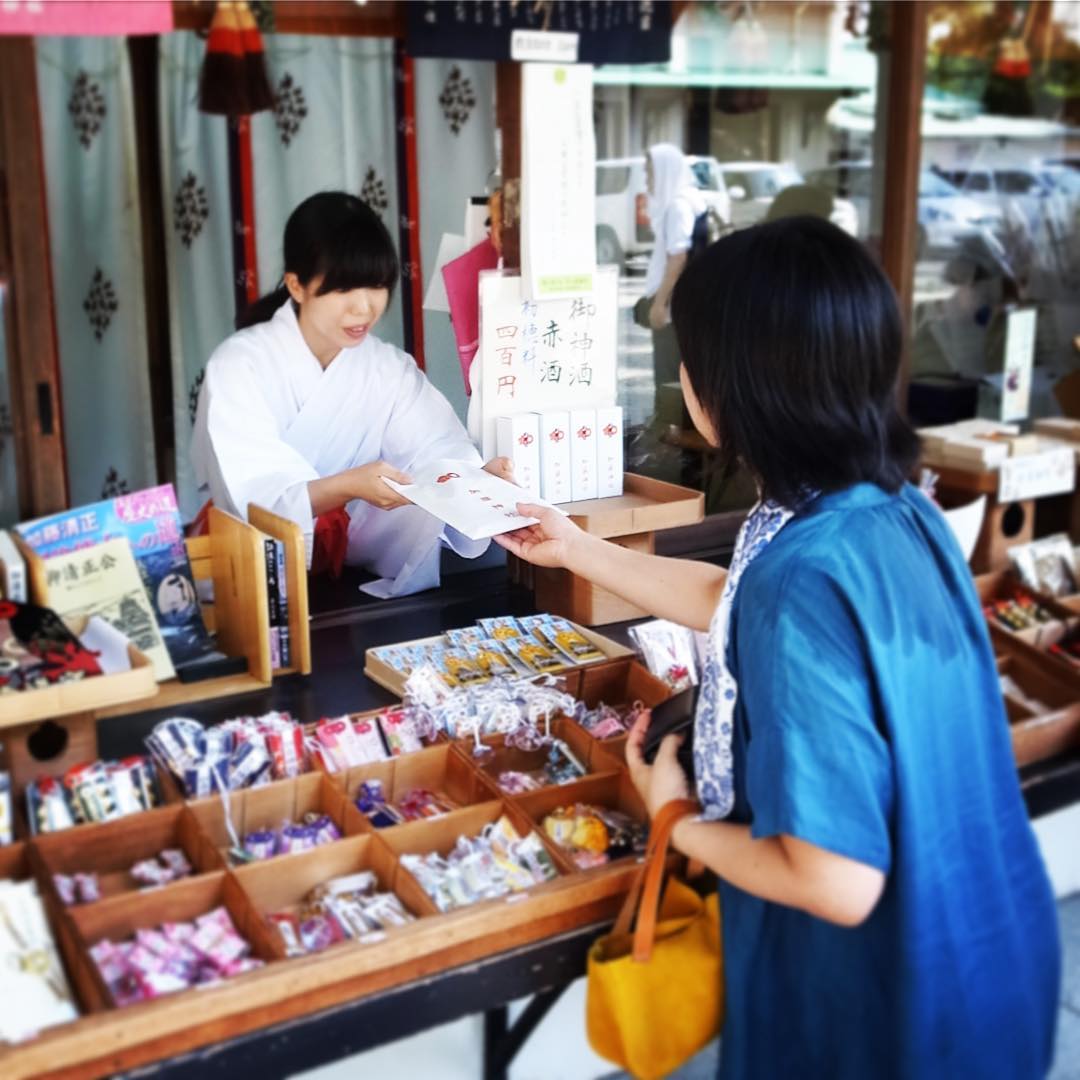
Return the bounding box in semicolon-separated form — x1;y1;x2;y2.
586;799;723;1080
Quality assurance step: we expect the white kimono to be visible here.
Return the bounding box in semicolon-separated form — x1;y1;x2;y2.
191;300;487;597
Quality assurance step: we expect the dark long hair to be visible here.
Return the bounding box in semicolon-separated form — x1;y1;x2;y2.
670;215;919;506
237;191;399;330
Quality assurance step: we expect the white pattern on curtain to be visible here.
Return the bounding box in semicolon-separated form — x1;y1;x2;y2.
158;31;236;521
249;36;405;350
414;58;495;420
35;37;156;504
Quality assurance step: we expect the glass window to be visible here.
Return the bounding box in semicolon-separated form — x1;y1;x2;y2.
594;2;891;515
910;1;1080;426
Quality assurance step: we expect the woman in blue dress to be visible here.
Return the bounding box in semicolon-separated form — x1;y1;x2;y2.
497;216;1061;1079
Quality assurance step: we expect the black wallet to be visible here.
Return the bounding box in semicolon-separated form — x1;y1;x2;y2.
641;686;698;778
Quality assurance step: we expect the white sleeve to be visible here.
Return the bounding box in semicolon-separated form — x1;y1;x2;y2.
380;352;483;472
194;348;318;538
664;198;698;255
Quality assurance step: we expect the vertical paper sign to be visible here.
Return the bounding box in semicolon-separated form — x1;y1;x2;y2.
521;63;596;301
477;268;618;460
1000;307;1037;423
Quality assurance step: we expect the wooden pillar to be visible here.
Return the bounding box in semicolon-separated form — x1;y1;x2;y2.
879;1;928;405
0;37;69;515
495;62;522;271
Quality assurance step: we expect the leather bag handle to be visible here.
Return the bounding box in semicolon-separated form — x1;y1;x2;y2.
609;798;700;963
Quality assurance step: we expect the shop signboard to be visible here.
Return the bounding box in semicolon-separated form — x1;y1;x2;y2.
998;445;1075;502
476;268;618;461
521;62;596;301
405;1;672;64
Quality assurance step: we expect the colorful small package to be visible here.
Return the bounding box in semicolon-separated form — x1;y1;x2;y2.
502;636;566;676
378;708;425;756
477;616;525;642
467;641;518;678
445;626;485;648
628;619;700;692
542;617;605;664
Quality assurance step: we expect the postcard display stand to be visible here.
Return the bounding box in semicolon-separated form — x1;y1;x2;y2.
1;506;310;815
0;653;675;1079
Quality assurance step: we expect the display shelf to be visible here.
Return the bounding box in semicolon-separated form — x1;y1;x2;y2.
17;504;312;725
527;473;705;625
0;652;156;732
0;673;656;1080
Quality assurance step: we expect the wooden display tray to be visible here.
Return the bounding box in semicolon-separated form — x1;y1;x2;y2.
556;473;705;539
363;622;633;699
0;651;155;731
528;474;705;625
997;653;1080;768
976;570;1079;650
0;755;645;1080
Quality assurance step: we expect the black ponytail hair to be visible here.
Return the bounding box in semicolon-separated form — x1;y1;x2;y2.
236;191;399;330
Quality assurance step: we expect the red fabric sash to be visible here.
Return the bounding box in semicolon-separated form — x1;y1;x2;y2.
187;501;349;578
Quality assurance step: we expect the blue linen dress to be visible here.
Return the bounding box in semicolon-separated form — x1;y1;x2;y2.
718;483;1061;1079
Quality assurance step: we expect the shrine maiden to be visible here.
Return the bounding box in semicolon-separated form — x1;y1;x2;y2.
192;192;510;597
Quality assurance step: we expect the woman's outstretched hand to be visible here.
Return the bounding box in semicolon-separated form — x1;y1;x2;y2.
494;503;586;569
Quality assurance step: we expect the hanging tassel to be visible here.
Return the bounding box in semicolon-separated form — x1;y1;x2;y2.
198;1;273;116
198;1;249;116
236;0;274;115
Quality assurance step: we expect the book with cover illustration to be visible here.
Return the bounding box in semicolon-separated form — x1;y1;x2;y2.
263;537;281;669
16;484;217;673
276;537;291;667
40;538;174;680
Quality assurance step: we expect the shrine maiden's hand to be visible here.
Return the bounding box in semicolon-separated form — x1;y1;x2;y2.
482;456;515;483
494;503;584;569
625;707;691;819
355;460;413;510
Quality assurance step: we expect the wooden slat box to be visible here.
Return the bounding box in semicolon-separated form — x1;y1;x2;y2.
376;797;580;884
235;833;437;960
513;772;649;868
64;871;274;1013
187;773;351;866
997;654;1080;768
31;804;225;908
570;658;673;766
975;570;1080;679
334;742;500;836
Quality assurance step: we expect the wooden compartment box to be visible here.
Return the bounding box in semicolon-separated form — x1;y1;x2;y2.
997;654;1080;767
66;871;273;1013
473;717;605;797
32;805;225;906
337;743;499;835
514;772;648;869
379;799;576;900
234;833;438;960
571;657;673;765
188;773;349;863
